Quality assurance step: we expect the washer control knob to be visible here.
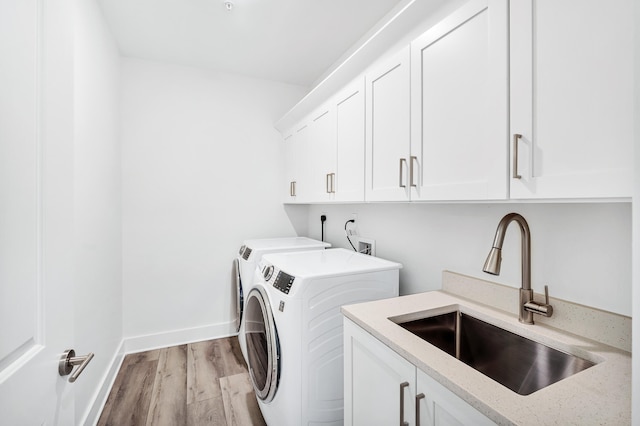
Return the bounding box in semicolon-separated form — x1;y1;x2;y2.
238;245;246;256
263;265;274;281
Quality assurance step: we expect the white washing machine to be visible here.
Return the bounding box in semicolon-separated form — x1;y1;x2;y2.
244;248;402;426
234;237;330;363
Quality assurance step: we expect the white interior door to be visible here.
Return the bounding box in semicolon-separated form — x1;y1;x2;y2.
0;0;76;424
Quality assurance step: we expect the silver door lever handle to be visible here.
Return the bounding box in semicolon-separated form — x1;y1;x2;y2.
59;349;94;383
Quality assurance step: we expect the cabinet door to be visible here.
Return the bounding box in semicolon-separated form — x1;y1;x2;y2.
365;47;411;201
334;79;366;202
416;370;494;426
509;0;633;199
289;123;311;203
410;0;508;201
308;106;337;202
344;319;415;426
283;132;298;202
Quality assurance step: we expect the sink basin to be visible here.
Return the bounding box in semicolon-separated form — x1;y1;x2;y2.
395;311;596;395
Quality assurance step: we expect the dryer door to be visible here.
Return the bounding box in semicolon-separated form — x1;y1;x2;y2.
233;258;243;332
245;286;280;402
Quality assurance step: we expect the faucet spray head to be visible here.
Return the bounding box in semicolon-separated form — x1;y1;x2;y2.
483;247;502;275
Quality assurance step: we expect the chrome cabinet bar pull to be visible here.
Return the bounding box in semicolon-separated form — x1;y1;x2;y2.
326;173;331;193
512;134;522;179
59;349;94;383
409;156;417;187
330;173;336;193
290;181;296;197
399;158;407;188
416;393;425;425
399;381;409;426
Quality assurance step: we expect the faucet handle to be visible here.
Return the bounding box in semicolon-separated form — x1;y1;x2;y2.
524;285;554;318
544;285;550;305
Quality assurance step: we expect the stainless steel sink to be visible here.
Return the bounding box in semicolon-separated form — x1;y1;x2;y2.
395;311;596;395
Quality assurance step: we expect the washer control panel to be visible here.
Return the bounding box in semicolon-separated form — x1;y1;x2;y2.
263;265;274;281
242;247;252;260
273;271;295;294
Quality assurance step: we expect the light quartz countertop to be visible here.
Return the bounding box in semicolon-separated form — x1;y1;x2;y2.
341;272;631;425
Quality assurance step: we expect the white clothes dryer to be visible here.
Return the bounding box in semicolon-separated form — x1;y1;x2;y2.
234;237;330;363
244;248;401;426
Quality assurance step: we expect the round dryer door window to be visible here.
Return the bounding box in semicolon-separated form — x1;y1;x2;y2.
245;287;280;402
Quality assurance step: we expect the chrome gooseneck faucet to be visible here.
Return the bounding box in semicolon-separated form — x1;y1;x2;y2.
483;213;553;324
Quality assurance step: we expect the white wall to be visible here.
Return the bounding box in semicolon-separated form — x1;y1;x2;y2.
632;0;639;420
74;0;122;422
305;202;631;316
121;59;307;344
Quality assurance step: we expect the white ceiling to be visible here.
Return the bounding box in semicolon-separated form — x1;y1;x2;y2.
98;0;405;87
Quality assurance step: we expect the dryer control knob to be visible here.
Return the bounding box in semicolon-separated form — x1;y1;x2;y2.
263;265;274;281
238;245;246;256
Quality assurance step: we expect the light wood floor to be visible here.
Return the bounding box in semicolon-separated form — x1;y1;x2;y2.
97;337;266;426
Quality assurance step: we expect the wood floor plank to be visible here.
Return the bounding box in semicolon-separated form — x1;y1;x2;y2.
187;396;228;426
121;349;162;367
227;338;245;371
97;356;158;426
220;373;266;426
133;348;162;362
188;340;224;404
213;337;247;377
146;345;188;426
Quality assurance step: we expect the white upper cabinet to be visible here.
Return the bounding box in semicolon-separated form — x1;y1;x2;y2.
410;0;509;201
365;47;412;201
292;77;366;204
286;77;366;204
281;0;633;203
334;79;366;202
308;105;337;202
283;131;298;202
308;78;366;203
509;0;634;199
283;122;311;203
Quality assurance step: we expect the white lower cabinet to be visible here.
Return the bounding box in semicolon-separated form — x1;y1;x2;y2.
345;318;416;425
344;318;494;426
416;370;495;426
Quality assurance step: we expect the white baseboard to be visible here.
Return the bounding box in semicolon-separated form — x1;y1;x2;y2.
81;340;125;426
123;321;237;355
